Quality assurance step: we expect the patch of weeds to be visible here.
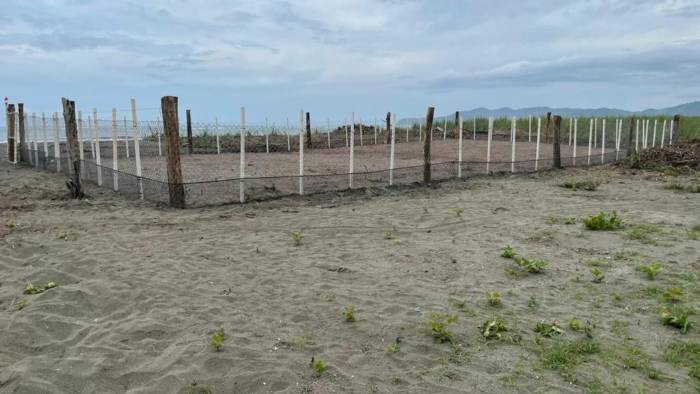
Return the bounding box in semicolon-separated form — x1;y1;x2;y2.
342;305;356;322
661;307;692;333
383;229;394;239
607;343;661;380
528;296;538;309
481;317;507;340
569;318;582;331
504;268;523;279
625;224;662;243
501;245;516;258
585;257;611;267
291;231;304;246
486;291;502;307
386;337;402;354
687;225;700;241
311;358;327;376
14;299;27;311
560;180;600;191
539;340;601;373
591;268;605;283
583;211;623;231
513;256;548;273
428;312;458;343
613;250;637;261
638;262;663;280
663;287;683;303
664;341;700;381
535;321;564;338
564;217;577;225
23;282;57;295
210;328;227;351
452;208;464;217
665;182;700;193
547;216;559;225
279;333;315;349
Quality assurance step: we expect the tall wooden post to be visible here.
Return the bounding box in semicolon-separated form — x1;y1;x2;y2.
186;109;193;154
385;112;391;144
61;98;83;198
552;115;562;169
7;104;16;163
423;106;435;185
305;112;312;149
670;114;680;145
626;117;635;156
161;96;185;208
18;103;27;162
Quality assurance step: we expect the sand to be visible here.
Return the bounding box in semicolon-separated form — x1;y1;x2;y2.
1;162;698;393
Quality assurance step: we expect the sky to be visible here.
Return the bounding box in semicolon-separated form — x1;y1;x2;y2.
1;0;700;126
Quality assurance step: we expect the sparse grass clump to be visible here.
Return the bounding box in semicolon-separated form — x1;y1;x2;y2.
661;307;692;333
663;287;683;303
452;208;464;217
386;337;402;354
591;268;605;283
481;317;507;340
664;341;700;381
687;225;700;240
15;299;27;311
291;231;304;246
535;321;564;338
638;262;663;280
540;340;600;372
210;328;227;351
560;180;600;191
311;358;327;375
625;224;662;243
513;256;548;273
342;305;356;322
569;318;582;331
583;211;623;231
501;245;516;258
486;291;502;307
383;229;394;240
23;282;57;295
428;312;458;343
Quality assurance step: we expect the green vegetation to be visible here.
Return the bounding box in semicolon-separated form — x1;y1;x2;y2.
428;312;458;343
606;343;661;380
583;211;623;231
564;217;577;225
625;224;662;243
383;229;394;240
452;208;464;217
501;245;516;258
14;299;27;311
342;305;356;322
569;318;582;331
386;337;402;354
23;282;57;295
664;341;700;381
663;287;683;303
312;358;327;375
291;231;304;246
481;317;507;340
639;262;663;280
513;256;548;273
535;321;564;337
661;307;692;333
560;180;600;191
210;328;227;351
591;268;605;283
528;296;538;309
687;225;700;240
539;340;600;372
664;182;700;193
486;291;502;307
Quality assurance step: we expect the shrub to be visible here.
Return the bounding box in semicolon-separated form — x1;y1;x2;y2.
661;307;692;333
291;231;304;246
501;245;516;258
535;321;564;337
312;358;327;375
639;262;663;280
481;318;507;340
486;291;502;307
210;328;227;351
514;256;548;273
342;306;356;322
428;312;458;343
583;211;623;231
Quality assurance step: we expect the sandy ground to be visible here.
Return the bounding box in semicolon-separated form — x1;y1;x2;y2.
0;162;698;394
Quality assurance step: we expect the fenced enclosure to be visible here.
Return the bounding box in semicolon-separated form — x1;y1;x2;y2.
2;98;684;207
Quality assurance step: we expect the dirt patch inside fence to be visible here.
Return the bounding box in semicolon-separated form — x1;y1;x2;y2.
1;164;698;393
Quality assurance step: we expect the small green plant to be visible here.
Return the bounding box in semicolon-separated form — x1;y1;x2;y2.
528;295;538;308
591;268;605;283
23;282;57;295
663;287;683;303
291;231;304;246
452;208;464;217
569;318;582;331
687;225;700;240
311;358;327;375
386;337;402;354
535;321;564;337
428;312;458;343
481;317;507;340
547;216;559;225
639;262;663;280
486;291;502;307
210;328;227;351
15;299;27;311
342;305;356;322
564;217;577;225
514;256;548;273
539;340;600;371
501;245;516;258
383;229;394;239
583;211;623;231
661;307;692;333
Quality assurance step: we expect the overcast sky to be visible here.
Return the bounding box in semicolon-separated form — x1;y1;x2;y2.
1;0;699;124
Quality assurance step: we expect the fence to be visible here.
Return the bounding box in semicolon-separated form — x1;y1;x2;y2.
3;99;681;207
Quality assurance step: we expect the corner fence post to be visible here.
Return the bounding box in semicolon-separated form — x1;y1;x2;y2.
186;109;193;154
240;107;246;203
552;115;562;169
423;106;435;185
61;98;83;198
7;104;16;163
161;96;185;208
18;103;27;163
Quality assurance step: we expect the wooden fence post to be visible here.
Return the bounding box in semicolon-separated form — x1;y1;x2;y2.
240;107;246;203
535;117;542;170
186;109;193;154
299;110;304;195
423;106;435;185
627;117;635;156
389;112;396;185
349;112;355;188
552;115;562;169
306;112;312;149
18;103;27;163
7;104;15;163
457;111;462;178
111;108;119;191
486;117;493;173
385;112;391;144
61;98;83;198
670;115;680;145
161;96;185;208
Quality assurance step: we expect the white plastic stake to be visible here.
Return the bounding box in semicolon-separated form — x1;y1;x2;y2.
299;110;304;195
31;114;38;166
349;113;355;188
389;113;396;185
510;117;516;173
419;123;422;142
359;121;363;146
486;117;493;173
327;119;331;149
53;113;61;172
457;112;463;178
344;121;348;148
601;119;606;164
660;119;666;148
587;119;593;165
593;118;597;149
573;118;578;166
42;113;48;161
111;108;119;191
645;119;650;149
652;119;657;147
405;124;408;142
240;107;246;203
635;119;639;152
669;118;674;146
615;119;621;161
93;111;102;185
568;118;572;146
216;117;221;155
473;117;476;140
131;99;143;199
374;121;377;145
443;119;447;140
535;117;541;170
123;117;130;158
265;134;269;154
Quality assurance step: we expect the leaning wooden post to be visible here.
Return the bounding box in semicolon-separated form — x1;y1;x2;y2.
7;104;15;163
552;115;562;169
240;107;246;203
61;98;83;198
423;106;435;185
111;108;119;191
457;111;463;178
670;115;680;145
161;96;185;208
305;112;312;149
186;109;193;154
385;112;391;144
18;103;27;163
627;117;636;157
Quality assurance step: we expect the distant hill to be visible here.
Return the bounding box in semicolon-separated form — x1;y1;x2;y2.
398;101;700;125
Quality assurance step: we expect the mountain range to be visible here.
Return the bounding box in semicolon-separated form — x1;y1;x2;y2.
398;101;700;125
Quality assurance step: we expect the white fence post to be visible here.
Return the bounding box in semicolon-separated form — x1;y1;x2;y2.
389;112;396;186
42;113;48;162
156;118;162;157
669;117;674;146
299;110;304;195
660;119;666;148
593;118;597;149
573;118;578;166
93;111;102;185
374;121;377;145
635;119;640;152
528;115;532;143
111;108;119;191
652;119;657;147
77;112;84;177
131;98;144;199
32;113;38;166
359;121;363;146
349;112;355;188
457;112;463;178
53;113;61;172
601;119;606;164
419;123;422;142
240;107;246;203
473;117;476;140
510;117;516;173
615;119;621;161
486;117;493;173
123;117;130;158
587;119;593;165
645;119;650;149
568;118;572;146
344;121;348;148
443;119;447;140
327;118;331;149
535;117;541;170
